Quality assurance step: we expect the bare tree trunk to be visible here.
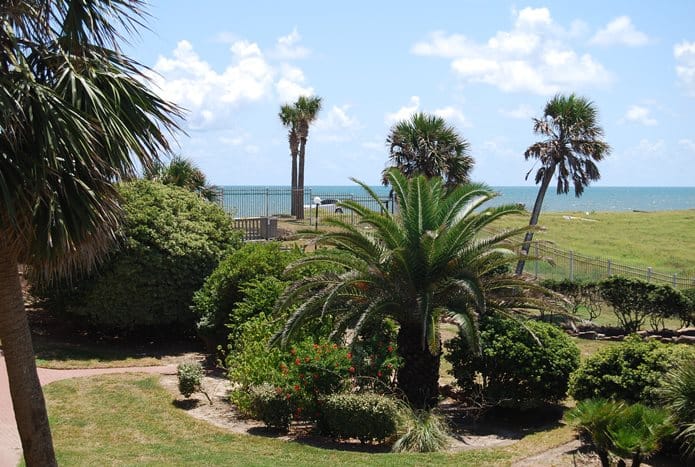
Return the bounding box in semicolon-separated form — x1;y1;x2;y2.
396;322;441;410
297;134;307;220
291;152;298;217
0;245;57;466
515;166;555;276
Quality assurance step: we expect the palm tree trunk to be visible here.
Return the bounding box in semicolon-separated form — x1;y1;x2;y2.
291;152;298;217
515;166;555;276
396;322;441;410
296;135;307;220
0;246;57;466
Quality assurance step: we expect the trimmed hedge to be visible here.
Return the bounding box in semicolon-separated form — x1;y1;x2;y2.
33;180;240;335
446;314;580;408
321;392;401;443
569;335;695;404
249;383;292;430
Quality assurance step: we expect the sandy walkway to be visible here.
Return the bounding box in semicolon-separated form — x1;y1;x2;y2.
0;354;176;466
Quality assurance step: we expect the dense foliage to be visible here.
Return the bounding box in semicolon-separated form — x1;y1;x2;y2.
321;393;401;443
540;279;602;321
192;242;302;351
658;361;695;457
569;335;695;403
248;383;293;430
446;315;580;408
177;362;205;398
35;181;240;334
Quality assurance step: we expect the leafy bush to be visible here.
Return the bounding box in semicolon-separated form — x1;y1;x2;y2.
249;383;292;430
392;410;450;453
445;314;580;408
658;360;695;457
541;279;602;321
679;288;695;328
569;335;695;403
34;180;240;334
192;242;302;351
322;392;401;443
598;277;654;333
177;362;205;398
351;318;401;391
566;399;675;467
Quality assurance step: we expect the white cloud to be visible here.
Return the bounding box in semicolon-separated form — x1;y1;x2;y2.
412;8;613;95
433;106;470;127
622;105;657;126
678;138;695;152
276;64;314;102
626;139;665;160
674;41;695;96
590;16;649;47
272;28;310;59
499;104;534;119
315;105;360;142
385;96;420;124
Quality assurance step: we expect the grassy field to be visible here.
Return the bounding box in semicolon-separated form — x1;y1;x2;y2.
44;374;574;467
491;209;695;276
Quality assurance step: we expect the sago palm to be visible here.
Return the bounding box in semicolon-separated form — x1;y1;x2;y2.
0;1;180;465
384;112;474;188
272;169;534;409
516;94;610;275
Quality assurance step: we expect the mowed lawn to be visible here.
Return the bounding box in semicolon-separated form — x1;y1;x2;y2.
491;209;695;275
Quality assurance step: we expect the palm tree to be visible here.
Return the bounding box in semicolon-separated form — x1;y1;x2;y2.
294;95;322;220
515;94;610;275
146;155;219;201
272;169;534;409
384;112;474;188
0;2;180;465
279;104;300;216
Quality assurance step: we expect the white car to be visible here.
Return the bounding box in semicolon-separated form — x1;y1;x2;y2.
304;198;344;213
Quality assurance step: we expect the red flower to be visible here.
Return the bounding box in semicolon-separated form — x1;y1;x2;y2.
295;358;301;366
313;343;319;349
275;387;283;394
387;345;393;353
349;366;355;374
346;352;352;360
387;363;393;369
377;371;383;377
294;384;300;392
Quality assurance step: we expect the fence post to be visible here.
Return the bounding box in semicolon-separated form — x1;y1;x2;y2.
308;188;313;225
534;242;539;279
607;259;612;277
569;250;574;282
673;273;677;288
647;267;652;282
350;194;354;225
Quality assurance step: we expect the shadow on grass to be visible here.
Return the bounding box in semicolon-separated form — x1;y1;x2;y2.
172;399;200;410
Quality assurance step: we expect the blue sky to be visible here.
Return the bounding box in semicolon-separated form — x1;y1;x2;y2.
126;1;695;187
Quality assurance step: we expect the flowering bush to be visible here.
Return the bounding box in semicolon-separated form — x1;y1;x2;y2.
351;331;401;391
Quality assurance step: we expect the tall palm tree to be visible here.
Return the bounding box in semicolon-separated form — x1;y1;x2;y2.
146;155;218;201
515;94;610;275
294;95;322;220
0;1;180;464
384;112;474;188
279;104;300;216
272;169;535;409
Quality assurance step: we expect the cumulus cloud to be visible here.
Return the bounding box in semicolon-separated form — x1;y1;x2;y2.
412;7;613;95
627;139;665;159
433;106;470;127
674;41;695;96
384;96;421;124
499;104;534;119
272;28;310;59
148;31;314;129
622;105;657;126
679;138;695;152
590;16;649;46
314;105;360;141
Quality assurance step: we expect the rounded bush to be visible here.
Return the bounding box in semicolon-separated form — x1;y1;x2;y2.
249;383;292;430
177;362;205;398
34;180;241;335
569;335;695;404
445;314;580;409
322;392;401;443
192;242;302;351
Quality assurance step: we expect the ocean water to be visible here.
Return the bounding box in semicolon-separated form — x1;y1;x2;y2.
220;185;695;217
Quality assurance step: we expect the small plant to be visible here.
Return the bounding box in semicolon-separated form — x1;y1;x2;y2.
568;335;695;404
566;399;675;467
391;409;450;453
249;383;292;430
658;360;695;457
177;362;211;403
321;392;401;443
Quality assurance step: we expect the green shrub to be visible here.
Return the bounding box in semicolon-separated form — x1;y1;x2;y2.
541;279;602;321
566;399;675;467
445;314;580;408
322;393;401;443
658;360;695;457
392;410;450;453
192;242;302;351
680;288;695;328
177;362;205;398
249;383;292;430
646;284;690;332
33;180;240;334
351;318;401;391
569;335;695;404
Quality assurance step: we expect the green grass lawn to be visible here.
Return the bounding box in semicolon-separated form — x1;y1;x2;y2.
491;209;695;276
45;374;576;467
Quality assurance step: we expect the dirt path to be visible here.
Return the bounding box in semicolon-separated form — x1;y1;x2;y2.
0;354;176;466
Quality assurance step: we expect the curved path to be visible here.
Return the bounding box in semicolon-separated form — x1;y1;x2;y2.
0;354;176;466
